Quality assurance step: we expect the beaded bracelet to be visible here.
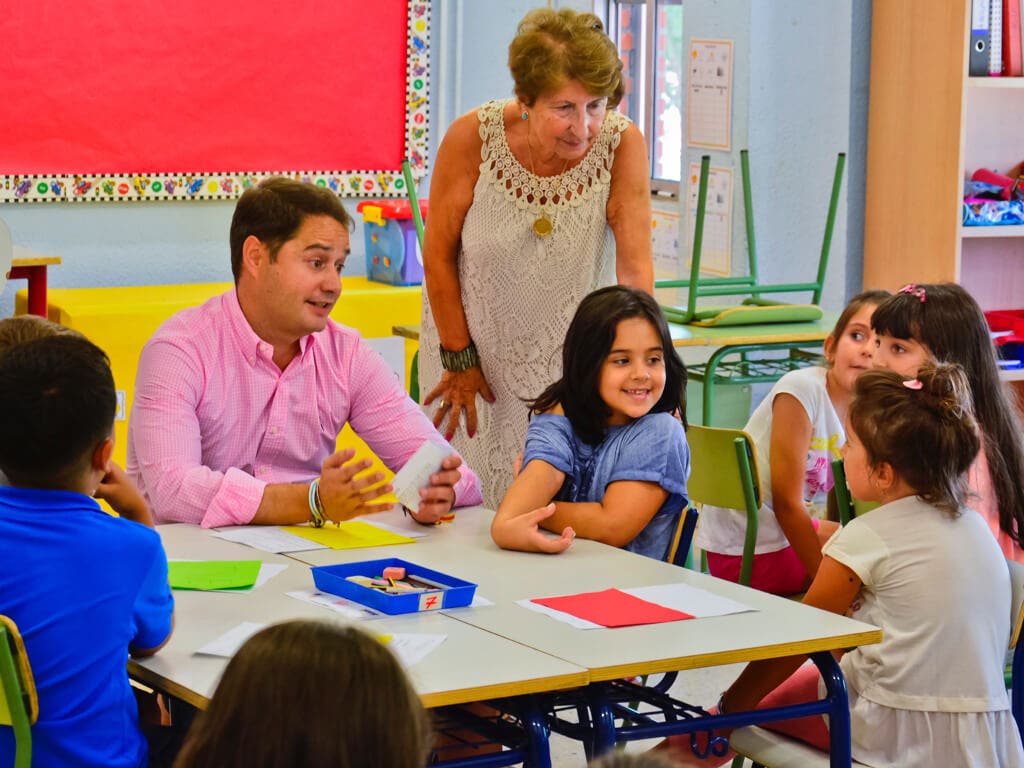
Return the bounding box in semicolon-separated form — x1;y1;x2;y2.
308;478;326;528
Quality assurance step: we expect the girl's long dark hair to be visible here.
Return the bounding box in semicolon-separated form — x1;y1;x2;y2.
529;285;687;445
872;283;1024;543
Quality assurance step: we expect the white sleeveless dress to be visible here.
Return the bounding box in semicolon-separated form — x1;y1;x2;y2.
420;99;629;506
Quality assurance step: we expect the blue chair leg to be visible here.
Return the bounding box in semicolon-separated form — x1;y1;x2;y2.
809;651;852;768
521;698;552;768
586;684;618;757
1012;641;1024;735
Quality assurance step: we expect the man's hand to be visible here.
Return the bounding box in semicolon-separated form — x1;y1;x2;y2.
407;454;463;524
96;462;155;527
317;449;394;523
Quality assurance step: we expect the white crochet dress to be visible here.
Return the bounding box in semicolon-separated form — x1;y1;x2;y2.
420;99;629;507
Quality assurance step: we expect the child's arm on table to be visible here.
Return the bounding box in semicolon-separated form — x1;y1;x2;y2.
720;556;862;715
541;479;669;548
491;459;575;553
96;462;155;528
769;394;824;580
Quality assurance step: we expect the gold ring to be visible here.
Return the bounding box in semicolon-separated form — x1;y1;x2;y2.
438;398;446;408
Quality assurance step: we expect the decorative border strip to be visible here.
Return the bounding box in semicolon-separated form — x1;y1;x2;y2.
0;1;429;204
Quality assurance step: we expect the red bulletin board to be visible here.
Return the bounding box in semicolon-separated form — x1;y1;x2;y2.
0;0;431;202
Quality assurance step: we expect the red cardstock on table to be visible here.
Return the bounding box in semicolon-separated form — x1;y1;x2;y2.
532;588;694;628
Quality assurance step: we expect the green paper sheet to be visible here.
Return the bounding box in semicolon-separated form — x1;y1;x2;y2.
281;520;416;549
168;560;262;591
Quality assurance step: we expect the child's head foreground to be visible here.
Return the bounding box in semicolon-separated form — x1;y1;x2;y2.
845;362;980;515
173;620;431;768
0;334;116;491
531;285;686;444
0;314;83;357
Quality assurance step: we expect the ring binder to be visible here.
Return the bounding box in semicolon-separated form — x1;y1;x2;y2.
991;0;1005;75
972;0;992;76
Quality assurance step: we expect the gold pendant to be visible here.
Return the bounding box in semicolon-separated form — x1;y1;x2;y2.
533;214;553;237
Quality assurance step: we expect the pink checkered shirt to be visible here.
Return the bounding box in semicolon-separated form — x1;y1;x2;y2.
126;290;481;527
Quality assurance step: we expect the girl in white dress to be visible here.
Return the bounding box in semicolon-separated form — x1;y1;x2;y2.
668;362;1024;767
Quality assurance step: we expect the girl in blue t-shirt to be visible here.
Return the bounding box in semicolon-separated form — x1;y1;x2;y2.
490;285;690;560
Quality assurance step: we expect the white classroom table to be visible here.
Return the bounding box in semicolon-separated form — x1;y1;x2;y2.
287;508;882;682
129;524;588;710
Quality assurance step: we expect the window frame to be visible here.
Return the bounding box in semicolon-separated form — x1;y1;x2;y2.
597;0;682;198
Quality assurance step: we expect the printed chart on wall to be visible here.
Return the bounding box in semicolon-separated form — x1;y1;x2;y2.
652;209;682;280
687;40;733;151
686;163;732;276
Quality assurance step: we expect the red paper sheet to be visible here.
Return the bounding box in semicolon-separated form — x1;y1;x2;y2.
532;588;694;628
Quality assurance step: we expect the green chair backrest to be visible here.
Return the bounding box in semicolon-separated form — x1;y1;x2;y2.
687;425;762;586
830;458;878;525
0;615;37;768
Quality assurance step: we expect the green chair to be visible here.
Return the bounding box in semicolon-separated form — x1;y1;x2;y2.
402;160;424;402
657;150;843;426
0;615;38;768
830;458;878;525
687;424;762;587
657;150;845;326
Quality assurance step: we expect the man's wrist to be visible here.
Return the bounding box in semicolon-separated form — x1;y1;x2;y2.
308;479;326;527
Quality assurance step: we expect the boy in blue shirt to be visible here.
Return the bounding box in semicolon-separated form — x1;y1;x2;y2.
0;335;174;767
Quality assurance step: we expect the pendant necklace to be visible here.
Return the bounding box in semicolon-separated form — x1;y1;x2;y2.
526;135;570;238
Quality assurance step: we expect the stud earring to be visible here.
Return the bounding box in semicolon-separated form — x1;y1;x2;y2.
522;110;529;121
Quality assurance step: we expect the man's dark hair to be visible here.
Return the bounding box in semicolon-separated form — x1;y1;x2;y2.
229;177;354;283
0;335;116;488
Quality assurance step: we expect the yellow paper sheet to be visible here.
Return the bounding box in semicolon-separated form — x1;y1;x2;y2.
280;521;415;549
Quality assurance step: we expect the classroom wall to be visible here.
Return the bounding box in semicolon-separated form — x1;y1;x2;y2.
682;0;862;313
1;0;867;318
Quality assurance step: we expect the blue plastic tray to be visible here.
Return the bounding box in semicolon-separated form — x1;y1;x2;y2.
311;557;476;615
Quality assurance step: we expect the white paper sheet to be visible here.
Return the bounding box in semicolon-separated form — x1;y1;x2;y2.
195;621;267;657
390;441;452;511
210;526;327;553
623;584;753;618
358;517;428;539
386;633;447;668
286;589;386;620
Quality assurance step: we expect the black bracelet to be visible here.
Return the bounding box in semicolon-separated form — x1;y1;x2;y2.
439;341;480;372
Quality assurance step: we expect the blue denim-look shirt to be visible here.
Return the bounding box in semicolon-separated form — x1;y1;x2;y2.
522;412;690;560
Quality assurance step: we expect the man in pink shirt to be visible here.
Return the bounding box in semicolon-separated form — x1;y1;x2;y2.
126;178;482;528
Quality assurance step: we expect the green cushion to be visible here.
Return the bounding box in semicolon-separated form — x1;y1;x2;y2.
662;301;823;327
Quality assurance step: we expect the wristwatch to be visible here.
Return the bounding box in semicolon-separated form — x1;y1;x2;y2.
439;340;480;372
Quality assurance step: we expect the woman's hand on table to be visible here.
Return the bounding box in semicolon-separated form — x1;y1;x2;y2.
318;449;394;523
424;367;495;441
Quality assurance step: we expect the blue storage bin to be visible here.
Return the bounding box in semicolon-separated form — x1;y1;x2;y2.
311;557;475;615
356;200;428;286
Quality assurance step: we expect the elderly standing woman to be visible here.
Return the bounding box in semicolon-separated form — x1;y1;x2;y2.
421;7;654;506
